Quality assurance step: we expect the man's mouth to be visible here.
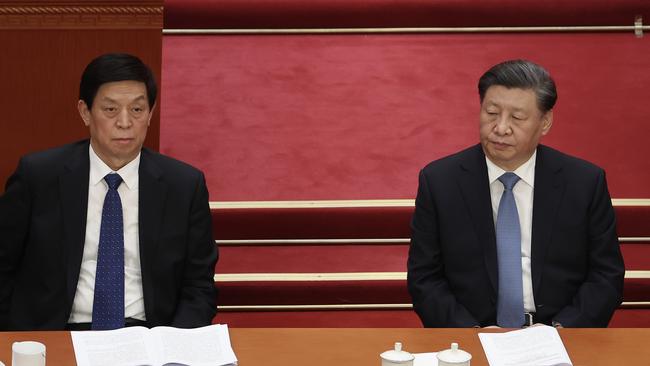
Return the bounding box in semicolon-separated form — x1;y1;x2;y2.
490;140;511;149
113;138;133;144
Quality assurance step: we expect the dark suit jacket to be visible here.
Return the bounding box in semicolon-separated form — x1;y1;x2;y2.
407;144;624;327
0;140;218;330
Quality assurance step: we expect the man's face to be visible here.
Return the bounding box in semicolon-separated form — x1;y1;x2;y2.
78;80;153;170
479;85;552;171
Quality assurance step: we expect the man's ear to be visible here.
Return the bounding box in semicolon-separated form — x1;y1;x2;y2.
78;100;91;126
541;110;553;136
146;103;156;126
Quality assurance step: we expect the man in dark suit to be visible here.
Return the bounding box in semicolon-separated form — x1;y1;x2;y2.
407;60;624;328
0;53;218;330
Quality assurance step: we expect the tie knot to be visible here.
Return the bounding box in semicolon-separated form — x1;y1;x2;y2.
104;173;123;190
498;172;520;191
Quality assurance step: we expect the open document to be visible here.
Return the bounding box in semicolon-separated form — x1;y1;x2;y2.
71;324;237;366
479;325;572;366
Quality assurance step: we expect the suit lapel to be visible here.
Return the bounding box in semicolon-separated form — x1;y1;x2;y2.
458;145;499;294
531;146;565;295
60;141;91;307
138;149;167;322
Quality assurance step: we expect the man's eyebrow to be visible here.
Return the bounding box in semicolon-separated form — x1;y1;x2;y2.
131;95;147;102
484;100;529;112
99;95;147;103
510;106;528;113
98;96;118;104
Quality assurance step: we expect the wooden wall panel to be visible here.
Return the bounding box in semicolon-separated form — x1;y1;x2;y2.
0;1;162;192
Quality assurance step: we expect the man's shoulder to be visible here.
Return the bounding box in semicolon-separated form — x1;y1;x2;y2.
421;144;482;176
141;148;204;180
537;145;604;176
19;140;88;171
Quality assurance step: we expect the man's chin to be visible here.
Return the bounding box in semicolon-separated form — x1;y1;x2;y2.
486;150;515;166
109;146;141;163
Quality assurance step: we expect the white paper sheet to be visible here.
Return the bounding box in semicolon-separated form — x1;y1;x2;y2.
479;325;572;366
71;324;237;366
413;352;438;366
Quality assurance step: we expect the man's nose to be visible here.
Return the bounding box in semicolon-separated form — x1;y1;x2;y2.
494;115;511;135
116;109;132;128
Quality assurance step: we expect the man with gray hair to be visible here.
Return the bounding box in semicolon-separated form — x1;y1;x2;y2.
407;59;624;328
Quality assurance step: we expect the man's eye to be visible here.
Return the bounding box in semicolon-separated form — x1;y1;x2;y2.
512;115;524;120
104;107;117;112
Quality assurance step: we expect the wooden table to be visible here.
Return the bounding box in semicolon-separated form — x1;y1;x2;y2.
1;328;649;365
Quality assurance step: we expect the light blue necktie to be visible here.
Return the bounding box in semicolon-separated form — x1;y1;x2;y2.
496;172;525;328
92;173;125;330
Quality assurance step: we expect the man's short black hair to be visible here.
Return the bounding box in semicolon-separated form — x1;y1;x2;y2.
478;59;557;113
79;53;157;109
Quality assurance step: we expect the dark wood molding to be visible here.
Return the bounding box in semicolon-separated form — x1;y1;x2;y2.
0;4;162;29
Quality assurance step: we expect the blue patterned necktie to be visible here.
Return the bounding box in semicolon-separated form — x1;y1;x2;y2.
496;172;525;328
92;173;125;330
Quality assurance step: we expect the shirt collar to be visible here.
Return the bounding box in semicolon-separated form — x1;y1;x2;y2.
486;150;537;188
89;144;140;190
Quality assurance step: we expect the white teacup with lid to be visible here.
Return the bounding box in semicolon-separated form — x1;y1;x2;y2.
437;342;471;366
12;341;46;366
380;342;414;366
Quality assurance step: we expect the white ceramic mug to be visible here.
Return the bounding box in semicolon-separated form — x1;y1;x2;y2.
12;341;46;366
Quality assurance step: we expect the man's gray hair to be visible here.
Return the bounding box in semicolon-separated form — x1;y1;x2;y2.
478;59;557;113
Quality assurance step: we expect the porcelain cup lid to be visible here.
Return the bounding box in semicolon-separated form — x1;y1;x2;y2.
380;342;415;363
437;342;472;363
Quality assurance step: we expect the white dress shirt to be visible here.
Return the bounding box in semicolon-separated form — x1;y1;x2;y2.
68;144;146;323
486;151;537;313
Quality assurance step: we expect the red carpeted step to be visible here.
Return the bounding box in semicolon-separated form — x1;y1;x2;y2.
609;309;650;328
215;308;650;328
616;206;650;237
218;280;409;306
214;309;422;328
217;243;649;274
212;206;412;240
623;278;650;302
216;276;650;306
218;245;407;273
209;205;650;326
212;205;649;239
620;243;650;270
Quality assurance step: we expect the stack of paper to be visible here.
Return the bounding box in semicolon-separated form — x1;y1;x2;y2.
71;324;238;366
479;325;572;366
